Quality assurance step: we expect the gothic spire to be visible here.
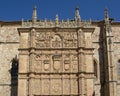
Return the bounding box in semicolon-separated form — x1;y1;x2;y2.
32;5;37;25
75;6;81;21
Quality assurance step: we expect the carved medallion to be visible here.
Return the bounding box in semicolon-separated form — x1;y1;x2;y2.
42;80;50;94
35;61;41;72
51;80;61;94
72;61;78;71
35;54;42;61
53;54;61;71
64;60;70;70
44;60;50;71
51;35;62;48
53;60;60;70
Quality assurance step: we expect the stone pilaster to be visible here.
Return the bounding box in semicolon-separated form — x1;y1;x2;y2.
29;28;36;73
30;28;36;48
18;28;30;96
103;22;117;96
103;8;117;96
28;74;34;96
79;28;94;96
77;28;85;96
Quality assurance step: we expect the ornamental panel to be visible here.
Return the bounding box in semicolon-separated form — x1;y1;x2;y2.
34;53;78;73
51;79;62;95
63;79;70;95
33;79;41;95
35;31;78;48
42;79;50;95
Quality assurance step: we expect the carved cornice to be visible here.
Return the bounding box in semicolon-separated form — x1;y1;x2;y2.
18;74;28;79
82;27;95;33
22;20;92;28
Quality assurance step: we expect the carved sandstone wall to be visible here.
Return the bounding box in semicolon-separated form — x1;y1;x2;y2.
0;21;120;96
92;23;120;96
112;25;120;96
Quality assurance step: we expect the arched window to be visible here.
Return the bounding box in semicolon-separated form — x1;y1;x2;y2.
117;60;120;80
93;59;98;78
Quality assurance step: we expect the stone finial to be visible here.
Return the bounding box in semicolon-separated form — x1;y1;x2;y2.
75;6;81;21
104;7;112;33
55;14;59;26
21;18;24;27
104;7;109;21
55;14;59;22
32;5;37;25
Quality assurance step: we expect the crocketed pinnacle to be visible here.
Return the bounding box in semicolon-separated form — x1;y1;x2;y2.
32;5;37;24
75;6;81;21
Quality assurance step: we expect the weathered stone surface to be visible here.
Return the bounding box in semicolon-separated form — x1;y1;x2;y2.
0;24;20;96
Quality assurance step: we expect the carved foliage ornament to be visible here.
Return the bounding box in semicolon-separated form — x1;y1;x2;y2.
34;54;78;72
35;32;77;48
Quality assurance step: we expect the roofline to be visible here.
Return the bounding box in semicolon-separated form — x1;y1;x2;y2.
0;21;21;25
0;20;120;26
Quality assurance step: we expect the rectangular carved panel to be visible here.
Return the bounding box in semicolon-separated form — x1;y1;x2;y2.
63;79;70;95
71;79;78;95
34;53;78;73
33;79;41;95
35;31;77;48
51;79;62;95
41;79;50;95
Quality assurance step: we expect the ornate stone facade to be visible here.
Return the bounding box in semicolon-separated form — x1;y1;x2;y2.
0;6;120;96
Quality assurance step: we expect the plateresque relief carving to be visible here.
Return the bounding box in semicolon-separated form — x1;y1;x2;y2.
52;54;62;71
51;35;62;48
35;32;78;48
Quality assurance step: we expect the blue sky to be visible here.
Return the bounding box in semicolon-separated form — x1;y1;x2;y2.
0;0;120;21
